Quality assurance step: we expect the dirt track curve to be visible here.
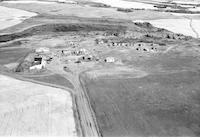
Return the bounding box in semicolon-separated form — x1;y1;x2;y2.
47;63;101;137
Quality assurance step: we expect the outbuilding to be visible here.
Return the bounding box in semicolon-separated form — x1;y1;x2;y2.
35;47;50;54
104;57;115;63
62;50;71;56
34;57;42;63
82;55;93;62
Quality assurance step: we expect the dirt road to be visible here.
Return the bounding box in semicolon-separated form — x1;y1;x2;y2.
189;18;199;38
47;61;101;137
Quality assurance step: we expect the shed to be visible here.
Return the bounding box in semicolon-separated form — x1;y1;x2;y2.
104;57;115;63
79;48;88;54
82;55;93;62
33;57;42;65
62;50;71;56
35;47;50;54
34;57;42;62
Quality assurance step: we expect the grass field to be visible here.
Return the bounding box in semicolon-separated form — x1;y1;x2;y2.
27;74;74;89
81;70;200;137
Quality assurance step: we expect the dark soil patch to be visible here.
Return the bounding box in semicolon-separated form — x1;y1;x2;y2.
0;48;32;65
0;23;127;43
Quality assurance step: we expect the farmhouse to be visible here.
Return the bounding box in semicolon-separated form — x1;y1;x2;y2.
30;58;46;70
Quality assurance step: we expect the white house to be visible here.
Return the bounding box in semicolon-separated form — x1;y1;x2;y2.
29;64;43;70
30;59;46;70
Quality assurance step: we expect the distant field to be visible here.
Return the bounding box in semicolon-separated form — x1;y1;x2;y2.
126;0;200;4
28;74;74;89
81;70;200;137
0;5;36;30
0;1;175;21
93;0;156;9
134;18;200;38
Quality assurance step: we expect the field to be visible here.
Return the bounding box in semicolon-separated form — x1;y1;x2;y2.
88;0;200;38
0;1;176;22
79;43;200;137
0;5;36;30
27;74;74;89
81;70;200;137
93;0;156;9
134;18;200;38
0;74;76;137
3;0;57;4
0;47;32;65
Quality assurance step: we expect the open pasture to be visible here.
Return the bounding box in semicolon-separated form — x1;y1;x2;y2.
81;70;200;137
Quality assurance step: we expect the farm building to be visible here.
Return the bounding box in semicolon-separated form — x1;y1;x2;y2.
79;48;88;54
62;50;71;56
108;42;132;47
95;39;109;44
34;57;42;63
104;57;115;63
29;64;43;70
71;48;88;56
95;39;104;44
30;59;46;70
134;42;146;47
35;47;50;54
82;55;94;62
